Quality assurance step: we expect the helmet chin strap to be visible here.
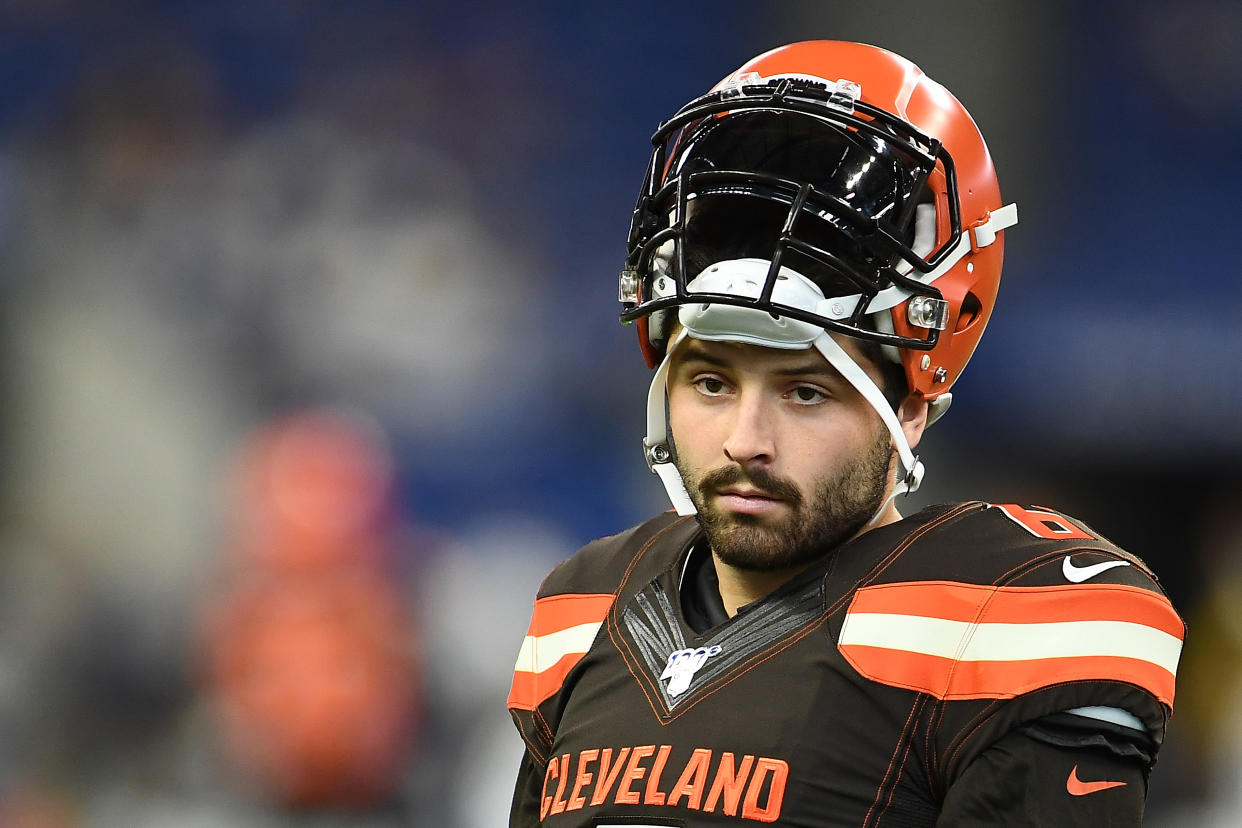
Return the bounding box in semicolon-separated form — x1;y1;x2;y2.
642;260;924;525
808;330;924;526
644;327;697;516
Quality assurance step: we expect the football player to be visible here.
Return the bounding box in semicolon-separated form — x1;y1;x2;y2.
509;41;1183;826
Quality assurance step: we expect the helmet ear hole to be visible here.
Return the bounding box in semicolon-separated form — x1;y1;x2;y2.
955;291;982;332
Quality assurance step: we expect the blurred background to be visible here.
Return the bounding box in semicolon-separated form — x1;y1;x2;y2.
0;1;1238;825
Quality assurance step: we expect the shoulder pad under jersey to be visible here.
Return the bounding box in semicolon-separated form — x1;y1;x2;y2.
830;502;1184;779
507;512;698;756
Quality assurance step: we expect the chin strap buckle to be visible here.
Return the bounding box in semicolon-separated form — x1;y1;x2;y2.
867;455;925;529
903;455;924;493
644;441;696;516
645;442;672;472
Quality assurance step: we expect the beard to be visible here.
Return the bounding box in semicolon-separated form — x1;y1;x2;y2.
678;428;893;573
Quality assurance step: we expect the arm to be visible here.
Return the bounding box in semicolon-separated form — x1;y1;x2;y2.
937;715;1153;826
510;749;546;828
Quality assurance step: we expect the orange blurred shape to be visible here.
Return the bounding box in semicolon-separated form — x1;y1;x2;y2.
0;783;76;828
204;570;419;807
227;409;396;572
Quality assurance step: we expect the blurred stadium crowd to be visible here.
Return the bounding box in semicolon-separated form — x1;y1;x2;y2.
0;1;1239;826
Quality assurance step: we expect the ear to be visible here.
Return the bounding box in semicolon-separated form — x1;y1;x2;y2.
897;393;930;451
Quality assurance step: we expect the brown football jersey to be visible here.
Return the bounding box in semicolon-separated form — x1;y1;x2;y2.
508;502;1182;826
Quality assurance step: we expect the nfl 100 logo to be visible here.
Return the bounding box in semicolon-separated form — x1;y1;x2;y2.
660;645;722;696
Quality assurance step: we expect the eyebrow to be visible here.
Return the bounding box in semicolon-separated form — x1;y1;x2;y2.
677;342;843;381
676;342;730;368
772;361;842;380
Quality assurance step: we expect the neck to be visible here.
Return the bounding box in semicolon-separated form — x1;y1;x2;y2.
711;555;815;617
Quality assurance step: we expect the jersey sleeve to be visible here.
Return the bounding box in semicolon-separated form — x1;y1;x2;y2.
836;502;1185;795
510;749;547;828
936;726;1147;826
926;504;1185;788
507;572;617;826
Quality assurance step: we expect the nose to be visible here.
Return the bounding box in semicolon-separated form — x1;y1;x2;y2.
722;392;776;466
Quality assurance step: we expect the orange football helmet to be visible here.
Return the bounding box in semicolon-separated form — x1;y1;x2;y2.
620;40;1016;414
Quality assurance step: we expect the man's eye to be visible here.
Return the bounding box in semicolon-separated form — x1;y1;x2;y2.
791;386;828;404
694;377;727;395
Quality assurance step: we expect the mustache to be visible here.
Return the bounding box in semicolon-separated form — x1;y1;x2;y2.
698;465;803;507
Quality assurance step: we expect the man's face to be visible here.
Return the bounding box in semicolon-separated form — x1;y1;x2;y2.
666;334;894;572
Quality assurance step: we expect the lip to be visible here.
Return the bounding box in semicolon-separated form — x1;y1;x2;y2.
714;489;787;516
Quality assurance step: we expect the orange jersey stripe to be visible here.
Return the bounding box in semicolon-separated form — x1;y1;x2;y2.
847;581;1183;639
509;593;615;711
839;645;1177;707
839;582;1183;707
526;593;615;637
509;651;593;711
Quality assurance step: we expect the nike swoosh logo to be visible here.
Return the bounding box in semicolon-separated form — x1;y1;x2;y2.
1067;764;1127;796
1062;556;1130;583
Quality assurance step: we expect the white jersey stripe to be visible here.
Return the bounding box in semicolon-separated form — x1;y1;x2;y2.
514;621;604;675
839;613;1182;676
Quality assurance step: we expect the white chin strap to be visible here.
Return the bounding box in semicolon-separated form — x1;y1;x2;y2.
811;331;924;525
643;259;924;523
644;327;697;516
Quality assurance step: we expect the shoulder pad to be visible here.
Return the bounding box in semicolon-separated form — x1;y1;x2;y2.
509;513;696;716
835;502;1183;727
864;502;1161;589
538;512;695;598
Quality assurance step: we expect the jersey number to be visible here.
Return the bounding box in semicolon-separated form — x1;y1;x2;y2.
993;504;1096;541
